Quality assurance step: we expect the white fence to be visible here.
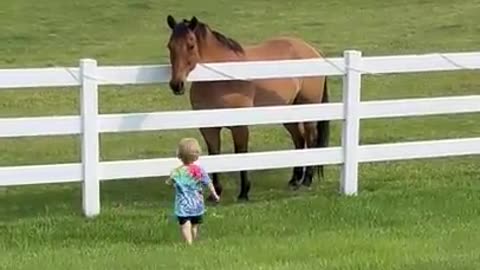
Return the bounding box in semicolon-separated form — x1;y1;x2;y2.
1;50;480;218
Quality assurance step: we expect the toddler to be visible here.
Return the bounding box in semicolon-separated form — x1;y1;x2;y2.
166;137;220;245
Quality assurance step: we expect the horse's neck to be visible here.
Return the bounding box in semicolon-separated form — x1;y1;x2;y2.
199;49;244;63
198;37;245;63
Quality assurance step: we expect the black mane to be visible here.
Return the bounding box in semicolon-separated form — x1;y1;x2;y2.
208;27;244;53
172;19;244;54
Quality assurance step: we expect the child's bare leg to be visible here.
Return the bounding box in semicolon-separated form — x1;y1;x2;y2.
180;221;193;245
192;224;199;240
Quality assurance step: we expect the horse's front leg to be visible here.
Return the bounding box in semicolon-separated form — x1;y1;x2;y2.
230;125;250;201
199;127;223;199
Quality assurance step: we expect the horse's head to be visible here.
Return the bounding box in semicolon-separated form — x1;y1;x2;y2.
166;15;201;95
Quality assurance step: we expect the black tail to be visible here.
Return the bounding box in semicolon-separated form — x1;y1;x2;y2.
315;78;330;179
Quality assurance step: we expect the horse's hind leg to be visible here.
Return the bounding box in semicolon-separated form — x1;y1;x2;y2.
230;125;251;201
199;127;223;199
283;123;305;189
295;76;329;188
301;122;318;188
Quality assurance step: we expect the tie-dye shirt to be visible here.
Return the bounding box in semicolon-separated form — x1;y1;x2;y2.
169;163;211;217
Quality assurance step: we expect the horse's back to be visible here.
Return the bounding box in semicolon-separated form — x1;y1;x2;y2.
245;37;324;61
245;37;326;107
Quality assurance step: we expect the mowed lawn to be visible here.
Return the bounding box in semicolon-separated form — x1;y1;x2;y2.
1;0;480;269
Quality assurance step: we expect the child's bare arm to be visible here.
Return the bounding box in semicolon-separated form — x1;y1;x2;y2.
198;166;219;201
207;182;220;201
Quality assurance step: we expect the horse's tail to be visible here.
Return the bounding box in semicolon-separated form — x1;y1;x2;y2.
315;77;330;179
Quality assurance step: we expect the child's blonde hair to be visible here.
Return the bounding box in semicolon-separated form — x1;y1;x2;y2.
176;137;202;164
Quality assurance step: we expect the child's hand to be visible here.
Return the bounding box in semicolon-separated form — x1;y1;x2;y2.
165;178;172;185
207;183;220;203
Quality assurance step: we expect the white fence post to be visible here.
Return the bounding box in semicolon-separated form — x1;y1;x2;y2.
80;59;100;217
340;50;363;195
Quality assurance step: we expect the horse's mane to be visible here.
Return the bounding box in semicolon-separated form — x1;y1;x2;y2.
203;26;244;54
174;19;244;54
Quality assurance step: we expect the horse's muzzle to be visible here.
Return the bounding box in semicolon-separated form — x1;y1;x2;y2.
169;80;185;95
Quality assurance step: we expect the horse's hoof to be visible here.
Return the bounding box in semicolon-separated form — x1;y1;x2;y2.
237;195;249;202
298;182;313;191
288;181;301;191
302;185;313;191
207;194;218;202
302;182;312;187
214;187;223;197
288;179;298;185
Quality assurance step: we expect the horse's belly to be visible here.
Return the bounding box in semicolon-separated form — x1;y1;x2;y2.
190;81;256;110
252;78;300;107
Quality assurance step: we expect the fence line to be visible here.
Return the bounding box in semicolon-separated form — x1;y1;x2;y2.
2;95;480;138
2;52;480;89
1;50;480;218
2;137;479;185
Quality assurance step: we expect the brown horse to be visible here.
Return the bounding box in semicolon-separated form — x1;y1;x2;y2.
165;15;329;201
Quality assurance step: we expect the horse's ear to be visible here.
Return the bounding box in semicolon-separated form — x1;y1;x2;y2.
167;15;176;30
188;16;198;30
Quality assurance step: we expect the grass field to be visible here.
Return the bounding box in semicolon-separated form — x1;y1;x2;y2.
1;0;480;269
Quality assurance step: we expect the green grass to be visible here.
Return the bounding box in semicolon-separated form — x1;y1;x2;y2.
1;0;480;269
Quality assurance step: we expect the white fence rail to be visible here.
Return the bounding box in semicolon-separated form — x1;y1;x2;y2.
1;50;480;218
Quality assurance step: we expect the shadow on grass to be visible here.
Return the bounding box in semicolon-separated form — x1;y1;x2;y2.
0;167;340;222
2;159;479;250
0;167;343;249
6;155;479;225
0;183;84;221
